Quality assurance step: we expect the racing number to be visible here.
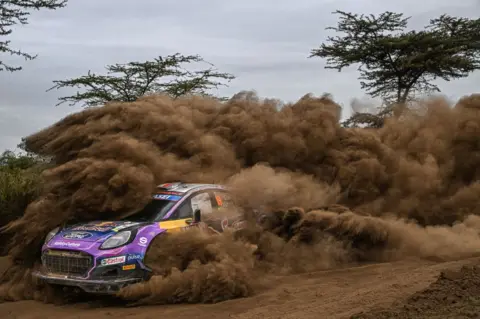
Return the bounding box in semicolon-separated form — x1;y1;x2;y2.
213;191;234;208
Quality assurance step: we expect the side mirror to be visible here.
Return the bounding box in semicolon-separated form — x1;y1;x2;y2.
193;209;201;223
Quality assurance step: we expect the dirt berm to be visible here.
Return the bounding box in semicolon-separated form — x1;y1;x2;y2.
353;264;480;319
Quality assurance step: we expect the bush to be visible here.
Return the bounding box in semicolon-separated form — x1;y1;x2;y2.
0;151;46;255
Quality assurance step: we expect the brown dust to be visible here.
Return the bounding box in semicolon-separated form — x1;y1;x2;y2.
1;92;480;306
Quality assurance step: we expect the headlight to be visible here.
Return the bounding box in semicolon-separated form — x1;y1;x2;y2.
100;231;132;250
44;227;60;245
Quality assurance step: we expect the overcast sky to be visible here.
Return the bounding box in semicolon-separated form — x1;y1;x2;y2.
1;0;479;151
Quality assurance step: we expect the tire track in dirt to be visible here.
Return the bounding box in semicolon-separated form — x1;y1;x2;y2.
2;257;479;319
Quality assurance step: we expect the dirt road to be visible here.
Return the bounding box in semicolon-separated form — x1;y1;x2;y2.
1;256;479;319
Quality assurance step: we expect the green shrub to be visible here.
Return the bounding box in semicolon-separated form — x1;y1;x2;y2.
0;168;42;224
0;151;47;255
0;151;41;170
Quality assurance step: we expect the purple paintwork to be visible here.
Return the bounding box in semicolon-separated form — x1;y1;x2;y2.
32;183;231;294
44;220;166;277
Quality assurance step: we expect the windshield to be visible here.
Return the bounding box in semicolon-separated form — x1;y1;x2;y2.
122;199;176;222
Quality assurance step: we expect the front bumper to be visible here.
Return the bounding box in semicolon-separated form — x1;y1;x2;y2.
32;270;143;294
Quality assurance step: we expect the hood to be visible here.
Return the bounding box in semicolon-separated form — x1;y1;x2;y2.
55;221;145;242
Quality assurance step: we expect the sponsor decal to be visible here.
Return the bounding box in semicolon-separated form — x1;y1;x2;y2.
52;241;81;247
153;194;181;201
100;255;126;266
138;237;148;247
127;254;143;261
62;232;92;240
122;264;136;271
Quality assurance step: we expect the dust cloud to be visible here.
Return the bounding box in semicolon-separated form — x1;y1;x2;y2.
118;228;257;305
2;92;480;305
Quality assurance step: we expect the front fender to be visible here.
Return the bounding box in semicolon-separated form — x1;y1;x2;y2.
123;225;166;265
125;219;191;265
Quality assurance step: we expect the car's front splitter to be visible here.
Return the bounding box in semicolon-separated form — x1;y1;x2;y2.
32;270;143;294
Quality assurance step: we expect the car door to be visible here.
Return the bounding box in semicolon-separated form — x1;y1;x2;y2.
157;190;214;232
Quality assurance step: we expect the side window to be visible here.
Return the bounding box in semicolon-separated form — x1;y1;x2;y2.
190;191;213;215
176;201;193;219
173;191;213;219
213;191;234;209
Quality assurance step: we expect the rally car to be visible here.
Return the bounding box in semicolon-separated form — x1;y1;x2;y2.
32;182;245;294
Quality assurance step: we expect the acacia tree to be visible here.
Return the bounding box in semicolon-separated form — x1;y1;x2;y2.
49;53;235;107
310;11;480;127
0;0;67;72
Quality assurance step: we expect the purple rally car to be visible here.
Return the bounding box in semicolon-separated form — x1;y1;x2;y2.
32;182;243;294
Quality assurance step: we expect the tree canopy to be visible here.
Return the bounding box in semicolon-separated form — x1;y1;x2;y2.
0;0;67;72
48;53;235;107
310;10;480;127
0;150;44;170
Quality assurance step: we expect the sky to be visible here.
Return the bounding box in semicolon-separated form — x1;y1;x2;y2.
0;0;479;151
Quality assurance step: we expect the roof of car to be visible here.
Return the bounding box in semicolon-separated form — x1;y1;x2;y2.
155;182;227;194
